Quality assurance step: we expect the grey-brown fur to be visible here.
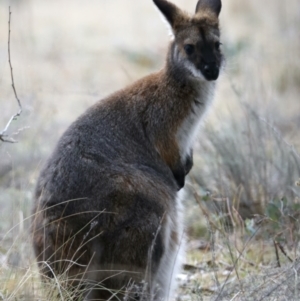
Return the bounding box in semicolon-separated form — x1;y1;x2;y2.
32;0;223;300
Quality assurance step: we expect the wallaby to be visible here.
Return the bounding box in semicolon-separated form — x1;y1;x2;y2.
32;0;223;300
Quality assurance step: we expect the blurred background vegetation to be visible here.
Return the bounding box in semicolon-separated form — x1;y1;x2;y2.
0;0;300;300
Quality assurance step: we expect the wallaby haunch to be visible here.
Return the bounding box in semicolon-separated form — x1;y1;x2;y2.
32;0;223;300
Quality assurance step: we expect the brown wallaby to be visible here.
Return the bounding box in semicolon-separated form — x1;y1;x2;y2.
31;0;223;300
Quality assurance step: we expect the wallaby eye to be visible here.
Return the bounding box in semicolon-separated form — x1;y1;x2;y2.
215;41;221;51
184;44;195;55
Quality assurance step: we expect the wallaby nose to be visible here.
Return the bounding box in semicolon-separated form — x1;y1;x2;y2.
203;63;219;81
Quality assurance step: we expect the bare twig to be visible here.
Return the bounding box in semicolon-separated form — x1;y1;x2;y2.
277;241;293;263
0;7;23;143
274;240;281;268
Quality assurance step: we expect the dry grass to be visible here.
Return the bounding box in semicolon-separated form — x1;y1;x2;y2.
0;0;300;300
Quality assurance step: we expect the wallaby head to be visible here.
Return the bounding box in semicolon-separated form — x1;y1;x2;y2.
154;0;222;81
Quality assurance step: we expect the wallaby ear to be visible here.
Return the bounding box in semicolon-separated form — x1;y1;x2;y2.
153;0;182;28
195;0;222;17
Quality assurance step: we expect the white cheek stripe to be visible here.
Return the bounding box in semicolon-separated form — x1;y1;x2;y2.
183;60;206;81
172;44;179;63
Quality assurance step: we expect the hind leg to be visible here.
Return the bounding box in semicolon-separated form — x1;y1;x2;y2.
80;220;166;300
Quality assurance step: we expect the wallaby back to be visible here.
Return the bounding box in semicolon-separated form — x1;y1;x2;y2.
32;0;223;300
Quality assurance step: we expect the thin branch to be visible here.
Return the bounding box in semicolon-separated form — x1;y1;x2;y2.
274;240;281;268
0;6;23;143
277;241;293;263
